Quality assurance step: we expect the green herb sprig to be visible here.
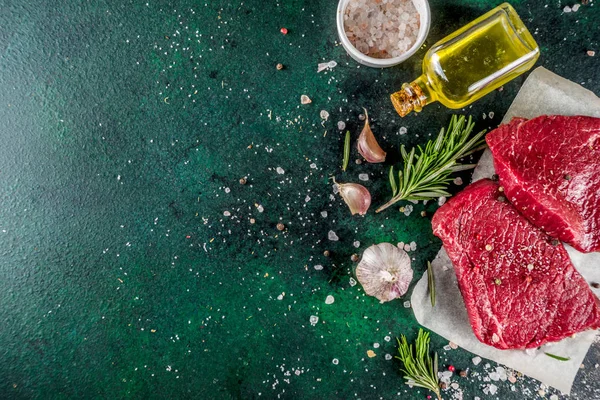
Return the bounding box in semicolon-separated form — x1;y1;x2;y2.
396;329;441;400
342;131;350;171
377;115;486;213
544;352;570;361
427;261;436;307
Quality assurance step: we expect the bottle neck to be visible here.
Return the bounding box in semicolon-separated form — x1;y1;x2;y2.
390;75;435;117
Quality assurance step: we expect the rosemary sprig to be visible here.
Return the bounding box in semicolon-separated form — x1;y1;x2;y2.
396;329;441;400
427;261;436;307
376;115;486;213
544;352;570;361
342;130;351;171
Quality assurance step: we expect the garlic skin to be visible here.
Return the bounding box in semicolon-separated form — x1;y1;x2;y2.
334;181;371;215
357;109;386;163
356;243;413;303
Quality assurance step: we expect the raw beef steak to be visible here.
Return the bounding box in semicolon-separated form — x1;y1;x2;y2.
487;115;600;253
432;179;600;349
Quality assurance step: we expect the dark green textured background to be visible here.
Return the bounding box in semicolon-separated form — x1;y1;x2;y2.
1;0;599;399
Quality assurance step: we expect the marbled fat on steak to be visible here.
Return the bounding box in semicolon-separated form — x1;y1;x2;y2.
432;179;600;349
487;115;600;253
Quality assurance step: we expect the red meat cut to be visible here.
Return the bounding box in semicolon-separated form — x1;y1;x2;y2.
432;179;600;350
487;115;600;253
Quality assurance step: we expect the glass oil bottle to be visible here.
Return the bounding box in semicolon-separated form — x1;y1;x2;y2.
391;3;539;117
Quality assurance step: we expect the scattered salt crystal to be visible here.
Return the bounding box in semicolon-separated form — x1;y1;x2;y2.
409;241;417;251
404;244;411;252
438;196;447;206
328;60;337;69
399;126;407;135
488;384;498;395
301;94;312;104
321;211;328;218
401;204;413;216
525;348;537;356
443;345;452;351
277;293;284;300
385;354;393;360
489;372;500;381
328;230;339;241
572;3;580;11
384;336;391;342
397;242;404;249
332;184;340;194
353;240;360;248
305;195;311;203
224;187;231;193
332;358;339;365
550;395;559;400
489;111;495;119
325;295;335;304
223;211;231;216
453;177;463;185
310;315;319;326
563;5;572;12
373;343;380;348
310;163;317;169
450;383;459;390
257;204;264;213
538;390;546;397
337;121;346;130
349;277;357;286
403;301;411;308
358;173;369;181
317;63;329;73
276;167;285;174
320;110;330;120
472;356;482;365
314;264;324;271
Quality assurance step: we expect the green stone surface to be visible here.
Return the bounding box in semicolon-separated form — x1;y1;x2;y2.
1;1;599;399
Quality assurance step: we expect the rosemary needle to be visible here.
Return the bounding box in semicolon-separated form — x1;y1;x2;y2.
396;329;441;400
342;130;351;172
377;115;486;213
544;352;570;361
427;261;436;307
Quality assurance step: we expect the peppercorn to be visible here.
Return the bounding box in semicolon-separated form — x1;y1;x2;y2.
355;159;362;165
459;370;468;377
564;174;572;181
592;282;600;289
276;63;284;70
351;254;359;262
280;27;288;35
276;223;285;231
491;174;499;182
439;382;447;390
497;195;506;202
323;250;330;257
420;211;427;217
239;177;247;185
249;218;256;224
551;239;560;246
448;365;455;372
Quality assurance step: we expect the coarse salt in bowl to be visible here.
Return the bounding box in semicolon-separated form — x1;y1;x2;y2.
337;0;431;68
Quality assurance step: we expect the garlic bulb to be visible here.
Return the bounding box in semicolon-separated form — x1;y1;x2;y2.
333;180;371;215
356;243;413;303
357;109;386;163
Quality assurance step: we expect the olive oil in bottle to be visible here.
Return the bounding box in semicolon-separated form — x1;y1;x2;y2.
391;3;539;117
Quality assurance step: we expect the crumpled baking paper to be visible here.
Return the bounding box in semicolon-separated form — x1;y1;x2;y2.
411;67;600;394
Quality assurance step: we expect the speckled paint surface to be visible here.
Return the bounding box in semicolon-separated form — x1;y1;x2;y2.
0;0;599;399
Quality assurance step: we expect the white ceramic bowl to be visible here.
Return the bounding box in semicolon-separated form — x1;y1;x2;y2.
336;0;431;68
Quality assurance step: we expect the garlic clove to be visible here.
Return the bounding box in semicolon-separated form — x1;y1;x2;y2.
356;108;386;163
355;243;413;303
334;181;371;216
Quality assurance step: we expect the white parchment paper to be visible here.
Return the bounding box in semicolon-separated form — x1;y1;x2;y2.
411;67;600;394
